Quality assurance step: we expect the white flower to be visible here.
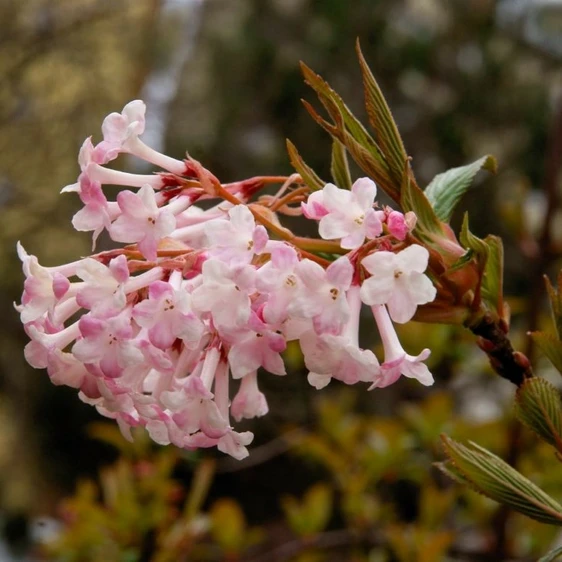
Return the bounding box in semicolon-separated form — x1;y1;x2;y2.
360;245;436;323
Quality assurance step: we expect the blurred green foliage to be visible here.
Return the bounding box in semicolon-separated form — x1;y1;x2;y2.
38;389;561;561
2;1;562;561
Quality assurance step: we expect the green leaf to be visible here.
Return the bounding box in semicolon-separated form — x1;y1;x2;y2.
330;139;352;189
281;483;333;537
515;378;562;452
459;214;504;316
209;499;247;553
440;435;562;525
546;272;562;340
530;331;562;374
286;139;325;191
400;165;443;241
356;40;407;183
538;546;562;562
425;155;497;223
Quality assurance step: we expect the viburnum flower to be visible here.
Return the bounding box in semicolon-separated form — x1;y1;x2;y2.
16;99;440;460
110;184;176;260
302;178;384;249
370;304;434;388
289;256;353;334
360;244;436;323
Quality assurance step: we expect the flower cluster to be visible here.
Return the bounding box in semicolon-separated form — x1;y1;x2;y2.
17;101;437;459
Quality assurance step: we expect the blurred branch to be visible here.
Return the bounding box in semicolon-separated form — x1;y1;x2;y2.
491;80;562;560
216;430;305;473
247;528;382;562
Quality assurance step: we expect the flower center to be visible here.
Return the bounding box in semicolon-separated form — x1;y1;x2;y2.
285;274;297;287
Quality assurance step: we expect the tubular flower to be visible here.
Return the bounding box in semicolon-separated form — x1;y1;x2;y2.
17;100;437;459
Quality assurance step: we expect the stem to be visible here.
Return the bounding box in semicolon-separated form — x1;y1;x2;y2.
467;311;533;387
489;79;562;561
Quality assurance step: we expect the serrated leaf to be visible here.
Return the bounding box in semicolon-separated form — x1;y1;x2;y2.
330;139;352;189
286;140;325;191
481;234;504;316
300;62;401;202
459;214;504;316
356;40;407;184
441;435;562;525
425;155;497;222
538;546;562;562
400;166;443;241
530;331;562;374
515;378;562;452
546;272;562;339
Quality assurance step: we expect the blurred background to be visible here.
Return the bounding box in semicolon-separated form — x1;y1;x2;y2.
1;0;562;560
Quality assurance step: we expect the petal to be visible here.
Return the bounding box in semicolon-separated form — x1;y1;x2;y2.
351;177;377;209
405;272;437;305
228;205;255;232
340;228;365;250
361;250;396;276
386;283;417;323
396;244;429;273
322;183;351;211
326;256;353;289
360;275;395;306
363;209;384;239
307;372;332;389
319;214;352;240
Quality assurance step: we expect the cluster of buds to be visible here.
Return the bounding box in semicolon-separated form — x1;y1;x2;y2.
17;101;437;459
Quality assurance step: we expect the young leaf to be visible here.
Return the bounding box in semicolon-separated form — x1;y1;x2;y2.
514;377;562;453
400;166;443;241
300;62;402;202
440;436;562;525
356;40;407;183
529;331;562;374
286;140;325;191
425;155;497;223
459;214;504;316
330;139;352;189
539;546;562;562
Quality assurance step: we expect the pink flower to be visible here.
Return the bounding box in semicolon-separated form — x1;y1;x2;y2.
75;256;129;318
360;245;436;323
72;310;143;378
94;100;186;174
132;279;204;349
301;190;329;219
71;176;117;247
370;304;433;388
300;286;379;388
256;244;300;325
205;205;268;265
231;372;269;421
110;184;176;260
386;210;416;241
304;178;384;249
17;243;70;324
289;256;353;334
227;313;286;379
301;331;380;389
191;259;255;331
160;375;229;439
